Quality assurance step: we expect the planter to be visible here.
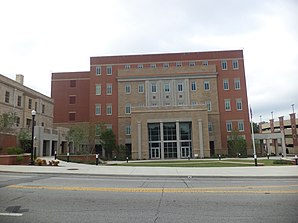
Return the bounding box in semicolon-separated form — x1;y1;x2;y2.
0;153;31;165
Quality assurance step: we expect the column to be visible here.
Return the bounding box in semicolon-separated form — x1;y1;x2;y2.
176;121;180;159
137;121;142;160
198;119;204;158
279;116;285;156
160;122;164;159
290;113;298;146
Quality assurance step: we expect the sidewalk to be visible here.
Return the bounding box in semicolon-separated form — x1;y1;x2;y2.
0;157;298;177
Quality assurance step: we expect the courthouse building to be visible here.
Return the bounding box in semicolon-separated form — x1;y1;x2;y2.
51;50;251;159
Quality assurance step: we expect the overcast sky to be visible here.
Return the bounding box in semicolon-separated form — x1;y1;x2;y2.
1;0;297;123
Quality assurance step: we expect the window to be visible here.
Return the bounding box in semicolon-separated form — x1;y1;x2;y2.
236;99;243;110
234;79;241;90
208;122;213;132
204;81;210;91
125;104;131;114
16;117;20;127
151;83;157;93
106;84;112;95
177;83;183;92
125;125;131;135
106;104;112;115
96;84;101;95
150;64;156;68
105;124;112;130
164;83;170;92
238;120;244;131
125;84;131;94
137;64;143;69
191;81;196;91
138;84;144;93
221;60;227;70
28;98;32;109
176;62;182;67
5;91;10;103
106;66;112;75
35;102;37;111
202;60;208;66
69;112;76;121
96;66;101;75
42;104;45;114
226;121;232;132
95;124;101;136
95;104;101;115
70;80;76;87
191;101;198;106
206;101;212;111
223;79;229;90
189;62;195;66
17;96;22;106
163;63;169;68
69;96;76;104
232;60;239;69
124;64;130;69
225;99;231;111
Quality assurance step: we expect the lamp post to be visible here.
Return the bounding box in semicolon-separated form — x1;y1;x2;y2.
30;110;36;165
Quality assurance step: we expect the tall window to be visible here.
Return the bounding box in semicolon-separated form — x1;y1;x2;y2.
223;79;229;90
204;81;210;91
106;84;112;95
106;104;112;115
164;83;170;92
17;96;22;106
95;124;101;136
69;96;76;104
236;99;243;110
69;112;76;121
28;98;32;109
125;104;131;114
234;79;241;90
238;120;244;131
232;60;239;69
225;99;231;111
70;80;76;87
106;66;112;75
95;104;101;115
42;104;45;114
125;84;131;94
226;121;232;132
5;91;10;103
96;84;101;95
206;101;212;111
125;125;131;135
208;122;213;132
191;81;196;91
177;83;183;92
35;102;38;111
96;66;101;75
151;83;157;93
221;60;227;70
138;84;144;93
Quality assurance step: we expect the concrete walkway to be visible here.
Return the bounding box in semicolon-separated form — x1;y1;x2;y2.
0;157;297;177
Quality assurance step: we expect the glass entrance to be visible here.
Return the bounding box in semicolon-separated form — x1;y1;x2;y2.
181;146;190;158
151;147;160;159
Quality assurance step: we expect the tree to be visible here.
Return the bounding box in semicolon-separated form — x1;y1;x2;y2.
99;128;116;160
0;112;17;133
252;122;259;133
227;130;247;157
18;129;31;153
67;125;88;154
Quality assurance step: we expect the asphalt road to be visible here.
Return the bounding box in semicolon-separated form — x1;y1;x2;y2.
0;173;297;223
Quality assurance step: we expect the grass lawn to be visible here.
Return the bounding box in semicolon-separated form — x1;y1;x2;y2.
113;158;292;168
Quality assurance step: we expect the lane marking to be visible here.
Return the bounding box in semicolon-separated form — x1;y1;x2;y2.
0;213;23;217
7;185;298;194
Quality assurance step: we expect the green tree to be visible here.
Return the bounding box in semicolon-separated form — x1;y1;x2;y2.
100;128;116;160
67;125;88;154
18;129;31;153
227;130;247;157
0;112;17;133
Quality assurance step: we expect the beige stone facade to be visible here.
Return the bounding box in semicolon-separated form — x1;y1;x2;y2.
117;65;220;159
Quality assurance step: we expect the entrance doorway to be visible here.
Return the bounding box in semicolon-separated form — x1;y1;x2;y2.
181;146;191;158
151;147;160;159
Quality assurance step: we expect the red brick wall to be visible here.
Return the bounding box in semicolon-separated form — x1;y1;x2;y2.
0;134;17;154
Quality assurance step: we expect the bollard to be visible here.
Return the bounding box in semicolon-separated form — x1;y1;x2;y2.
187;155;190;160
254;154;258;166
126;157;128;163
54;151;57;160
67;152;70;162
218;154;221;161
267;153;270;159
96;154;99;165
281;153;284;158
295;155;298;165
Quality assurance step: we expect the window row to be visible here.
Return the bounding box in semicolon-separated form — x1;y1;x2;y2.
95;104;113;115
226;120;245;132
224;98;243;111
223;78;241;90
94;59;239;76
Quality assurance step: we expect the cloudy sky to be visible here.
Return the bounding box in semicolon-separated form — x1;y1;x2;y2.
1;0;297;123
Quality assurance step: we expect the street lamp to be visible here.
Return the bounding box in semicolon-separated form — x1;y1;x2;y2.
30;110;36;165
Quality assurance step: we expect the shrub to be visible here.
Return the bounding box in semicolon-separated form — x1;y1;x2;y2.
273;159;292;165
7;147;24;155
16;155;24;162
